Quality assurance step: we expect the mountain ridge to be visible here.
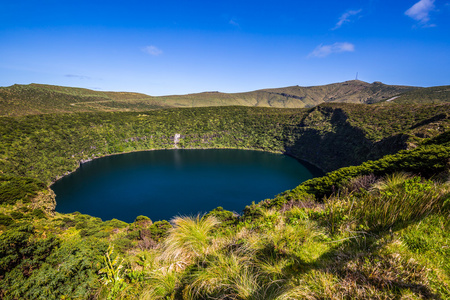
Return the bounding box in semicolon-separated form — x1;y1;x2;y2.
0;80;440;117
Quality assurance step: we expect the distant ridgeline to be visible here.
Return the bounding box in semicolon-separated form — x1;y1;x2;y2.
3;80;445;116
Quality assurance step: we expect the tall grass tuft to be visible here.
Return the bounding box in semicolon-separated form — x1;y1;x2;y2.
184;251;288;300
140;266;180;300
160;215;220;266
357;173;448;231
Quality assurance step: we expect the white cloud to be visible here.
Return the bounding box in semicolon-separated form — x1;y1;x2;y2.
65;74;91;80
405;0;435;24
308;42;355;58
142;45;163;56
229;19;239;27
333;9;362;30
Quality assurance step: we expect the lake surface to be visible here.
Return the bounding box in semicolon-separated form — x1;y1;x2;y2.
52;149;321;223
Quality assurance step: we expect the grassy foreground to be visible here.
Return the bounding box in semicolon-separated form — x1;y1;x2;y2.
0;104;449;299
1;143;449;299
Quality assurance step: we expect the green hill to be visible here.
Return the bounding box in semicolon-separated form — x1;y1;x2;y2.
0;83;167;116
122;80;418;109
0;80;419;116
390;85;450;104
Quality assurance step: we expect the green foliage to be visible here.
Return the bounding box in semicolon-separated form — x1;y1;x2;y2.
0;87;449;299
1;104;448;185
31;208;46;219
103;218;128;229
0;213;14;227
134;215;152;223
356;174;447;231
9;211;24;220
148;220;172;241
0;175;46;205
285;207;309;224
0;226;107;300
99;245;128;299
204;206;238;227
243;201;265;219
59;217;76;228
284;144;450;201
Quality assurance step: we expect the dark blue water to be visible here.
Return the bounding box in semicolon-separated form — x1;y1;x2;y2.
52;149;320;223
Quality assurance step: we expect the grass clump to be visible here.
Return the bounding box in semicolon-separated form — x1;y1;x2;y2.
358;173;448;231
161;215;220;265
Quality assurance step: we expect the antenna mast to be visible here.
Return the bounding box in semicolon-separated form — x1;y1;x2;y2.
355;72;358;80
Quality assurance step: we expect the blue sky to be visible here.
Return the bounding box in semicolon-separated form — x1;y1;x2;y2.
1;0;449;95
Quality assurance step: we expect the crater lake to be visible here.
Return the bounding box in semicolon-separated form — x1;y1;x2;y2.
51;149;321;223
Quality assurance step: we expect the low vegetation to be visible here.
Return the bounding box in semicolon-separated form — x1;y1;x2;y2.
0;89;449;299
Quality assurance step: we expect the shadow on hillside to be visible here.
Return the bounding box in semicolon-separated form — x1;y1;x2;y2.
284;107;409;172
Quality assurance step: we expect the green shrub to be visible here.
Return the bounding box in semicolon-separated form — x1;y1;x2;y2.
104;218;128;228
0;213;14;227
243;201;265;219
0;176;45;205
285;207;309;224
31;209;46;219
134;215;151;223
60;217;76;228
9;211;24;220
148;220;172;241
0;234;107;300
288;145;450;200
204;207;238;227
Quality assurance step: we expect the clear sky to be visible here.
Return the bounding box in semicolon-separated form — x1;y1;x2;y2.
1;0;449;96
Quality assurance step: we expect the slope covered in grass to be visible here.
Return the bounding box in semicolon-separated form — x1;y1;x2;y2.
0;84;167;116
153;80;417;109
0;99;449;299
0;80;419;117
391;85;450;104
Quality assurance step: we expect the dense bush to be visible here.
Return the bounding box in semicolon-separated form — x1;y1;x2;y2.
0;225;108;299
0;176;46;205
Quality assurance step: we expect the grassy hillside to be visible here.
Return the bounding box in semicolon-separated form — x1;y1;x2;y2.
0;100;449;299
95;80;418;109
391;85;450;104
0;84;168;116
0;81;419;117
